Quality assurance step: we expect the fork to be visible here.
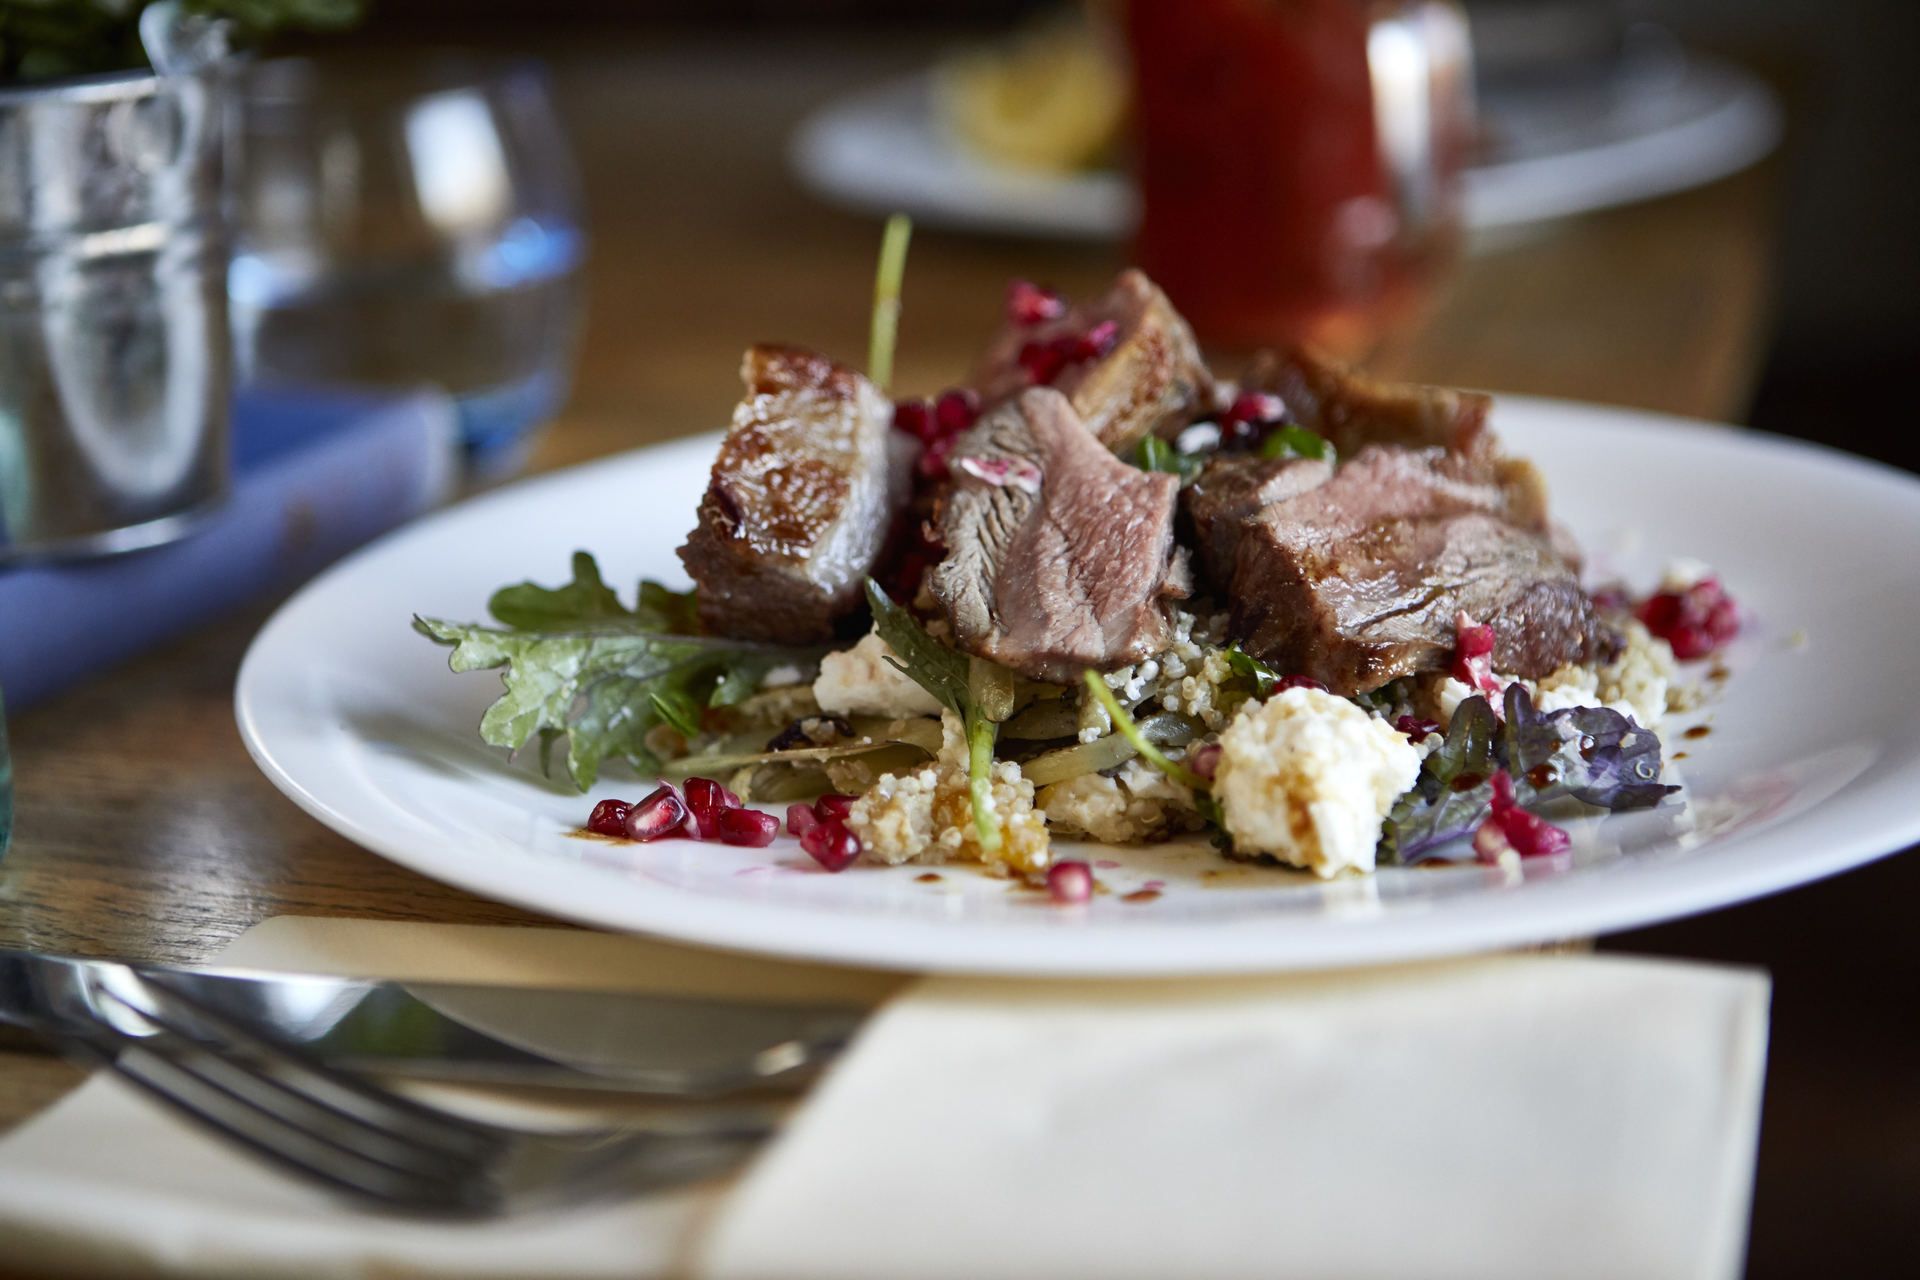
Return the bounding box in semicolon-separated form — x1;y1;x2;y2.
39;974;778;1217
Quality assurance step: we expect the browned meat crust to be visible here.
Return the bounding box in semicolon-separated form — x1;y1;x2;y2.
1181;454;1335;590
1226;446;1596;694
677;344;912;644
973;269;1214;455
1243;346;1492;459
929;388;1184;682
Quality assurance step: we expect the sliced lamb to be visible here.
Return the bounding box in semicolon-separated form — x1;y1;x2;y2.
677;344;913;644
1181;453;1334;590
1242;346;1492;459
929;387;1184;682
1227;445;1596;695
972;269;1213;455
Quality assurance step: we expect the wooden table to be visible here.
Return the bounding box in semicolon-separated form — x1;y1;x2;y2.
3;32;1910;1279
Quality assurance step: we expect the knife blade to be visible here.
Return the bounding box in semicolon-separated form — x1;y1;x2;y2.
0;949;866;1094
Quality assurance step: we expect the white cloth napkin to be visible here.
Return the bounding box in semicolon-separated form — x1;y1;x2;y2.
0;920;1769;1280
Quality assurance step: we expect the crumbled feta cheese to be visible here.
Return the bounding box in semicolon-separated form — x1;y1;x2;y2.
1214;688;1421;878
1531;663;1600;714
1427;674;1478;726
1660;558;1715;593
1419;618;1685;731
812;629;942;718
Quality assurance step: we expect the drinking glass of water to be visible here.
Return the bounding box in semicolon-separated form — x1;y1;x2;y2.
1;683;12;862
229;56;586;476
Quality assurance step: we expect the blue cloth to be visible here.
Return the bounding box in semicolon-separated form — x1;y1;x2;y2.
0;387;457;711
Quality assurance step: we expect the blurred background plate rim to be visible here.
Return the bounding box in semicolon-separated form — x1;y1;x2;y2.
786;47;1782;241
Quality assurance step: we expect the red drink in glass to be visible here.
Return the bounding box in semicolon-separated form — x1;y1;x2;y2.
1124;0;1473;356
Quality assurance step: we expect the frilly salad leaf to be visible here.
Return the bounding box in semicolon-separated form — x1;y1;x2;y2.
416;553;812;791
1377;686;1678;866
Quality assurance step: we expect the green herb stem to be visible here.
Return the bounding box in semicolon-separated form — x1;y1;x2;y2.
966;710;1002;852
1081;671;1210;792
867;213;913;392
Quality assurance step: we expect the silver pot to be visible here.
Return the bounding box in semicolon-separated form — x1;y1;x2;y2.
0;62;230;562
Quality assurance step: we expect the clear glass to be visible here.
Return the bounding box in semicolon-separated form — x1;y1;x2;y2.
0;682;11;862
228;56;587;476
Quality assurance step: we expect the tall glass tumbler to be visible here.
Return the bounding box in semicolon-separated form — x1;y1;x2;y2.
0;64;232;562
1124;0;1474;356
0;683;12;861
228;57;586;476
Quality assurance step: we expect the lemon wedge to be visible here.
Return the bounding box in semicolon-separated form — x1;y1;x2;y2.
935;15;1129;174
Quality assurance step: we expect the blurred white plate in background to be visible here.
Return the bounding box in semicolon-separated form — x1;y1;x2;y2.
789;44;1780;240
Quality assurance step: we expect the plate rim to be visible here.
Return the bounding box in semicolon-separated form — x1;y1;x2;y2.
235;396;1920;975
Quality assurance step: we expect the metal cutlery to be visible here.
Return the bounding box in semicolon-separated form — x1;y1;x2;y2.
0;948;871;1214
0;948;866;1093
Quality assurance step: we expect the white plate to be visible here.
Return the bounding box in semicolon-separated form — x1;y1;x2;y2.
789;48;1780;240
237;399;1920;976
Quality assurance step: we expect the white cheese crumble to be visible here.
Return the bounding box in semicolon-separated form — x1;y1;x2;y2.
1213;688;1421;879
812;628;943;719
1660;557;1715;593
1421;620;1686;732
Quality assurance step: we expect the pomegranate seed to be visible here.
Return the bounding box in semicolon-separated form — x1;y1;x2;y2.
1046;859;1094;904
1188;744;1222;781
717;807;779;848
800;818;861;871
684;776;740;839
1007;278;1067;325
1473;770;1570;863
787;802;820;840
586;798;631;836
1218;414;1261;450
1636;577;1739;659
1452;612;1503;699
814;793;857;820
1274;674;1328;694
934;387;980;436
1017;340;1068;386
625;785;690;841
916;433;955;480
1395;715;1442;742
892;398;932;440
1072;320;1119;361
1503;806;1572;858
1227;391;1285;426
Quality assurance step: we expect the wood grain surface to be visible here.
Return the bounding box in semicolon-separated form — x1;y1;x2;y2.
9;30;1906;1280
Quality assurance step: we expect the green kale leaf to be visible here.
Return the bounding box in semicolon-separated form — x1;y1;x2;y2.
416;553;810;791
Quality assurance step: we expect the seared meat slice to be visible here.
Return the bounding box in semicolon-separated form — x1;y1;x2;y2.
973;269;1213;455
1243;346;1492;459
1181;453;1333;590
1228;446;1595;695
677;344;913;644
929;387;1184;682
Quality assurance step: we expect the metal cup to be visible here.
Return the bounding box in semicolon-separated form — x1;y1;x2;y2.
0;64;231;562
